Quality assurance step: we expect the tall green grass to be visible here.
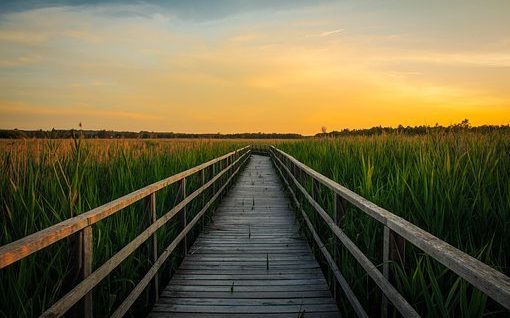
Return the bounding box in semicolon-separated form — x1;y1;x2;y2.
278;132;510;317
0;139;248;317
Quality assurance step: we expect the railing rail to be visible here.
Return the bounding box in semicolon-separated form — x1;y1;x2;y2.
269;146;510;317
0;145;251;318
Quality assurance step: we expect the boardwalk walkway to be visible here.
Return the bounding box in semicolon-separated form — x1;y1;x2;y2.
149;155;340;317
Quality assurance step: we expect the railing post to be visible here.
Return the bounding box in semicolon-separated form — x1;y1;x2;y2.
382;225;406;317
333;193;345;302
227;156;231;179
312;177;319;203
177;178;187;255
212;162;217;195
144;192;159;302
73;226;93;318
200;168;206;231
382;225;390;318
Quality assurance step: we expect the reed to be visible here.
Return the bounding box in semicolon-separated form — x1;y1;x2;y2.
277;132;510;317
0;138;248;317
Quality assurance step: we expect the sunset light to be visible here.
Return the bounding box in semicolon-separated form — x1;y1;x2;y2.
1;1;509;134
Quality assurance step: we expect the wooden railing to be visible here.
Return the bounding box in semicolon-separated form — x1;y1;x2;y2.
270;146;510;318
0;145;251;318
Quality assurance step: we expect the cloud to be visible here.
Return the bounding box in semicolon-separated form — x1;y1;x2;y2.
0;30;48;44
0;54;41;67
0;0;335;21
318;28;344;37
306;28;344;38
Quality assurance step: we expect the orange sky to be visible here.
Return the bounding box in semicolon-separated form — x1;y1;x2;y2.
0;1;509;135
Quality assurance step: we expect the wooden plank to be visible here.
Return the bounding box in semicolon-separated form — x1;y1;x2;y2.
169;273;325;280
165;285;331;292
148;312;339;318
272;146;510;311
179;264;320;270
151;303;338;314
0;146;250;269
157;297;336;305
160;290;333;299
181;260;318;267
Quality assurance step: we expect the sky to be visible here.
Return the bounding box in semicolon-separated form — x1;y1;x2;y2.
0;0;509;135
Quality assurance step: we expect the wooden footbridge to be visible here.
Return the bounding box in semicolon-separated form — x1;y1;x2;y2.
1;145;509;317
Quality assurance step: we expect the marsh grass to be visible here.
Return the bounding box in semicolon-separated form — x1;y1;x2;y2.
278;132;510;317
0;138;248;317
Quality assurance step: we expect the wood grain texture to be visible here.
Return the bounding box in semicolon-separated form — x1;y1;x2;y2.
150;155;340;317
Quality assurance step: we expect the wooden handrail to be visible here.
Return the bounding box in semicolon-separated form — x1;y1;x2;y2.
0;145;251;318
272;156;369;318
0;146;250;269
270;146;510;314
271;149;419;317
111;152;250;318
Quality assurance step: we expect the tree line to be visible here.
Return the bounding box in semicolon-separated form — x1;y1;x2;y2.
1;120;508;139
315;120;510;137
0;129;303;139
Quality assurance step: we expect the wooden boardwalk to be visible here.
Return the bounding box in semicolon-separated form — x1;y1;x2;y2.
149;155;340;318
3;147;507;317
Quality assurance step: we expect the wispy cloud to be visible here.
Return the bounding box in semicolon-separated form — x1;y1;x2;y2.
306;28;344;38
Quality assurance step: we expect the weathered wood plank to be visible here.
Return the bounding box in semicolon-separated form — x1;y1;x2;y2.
165;285;331;292
160;290;333;299
151;303;339;314
157;297;336;305
148;312;340;318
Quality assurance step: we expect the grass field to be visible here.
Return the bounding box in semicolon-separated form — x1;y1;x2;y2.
0;138;252;317
1;133;509;317
277;132;510;317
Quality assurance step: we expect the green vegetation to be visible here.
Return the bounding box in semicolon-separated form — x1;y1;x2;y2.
0;139;248;317
1;129;509;317
277;132;510;317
